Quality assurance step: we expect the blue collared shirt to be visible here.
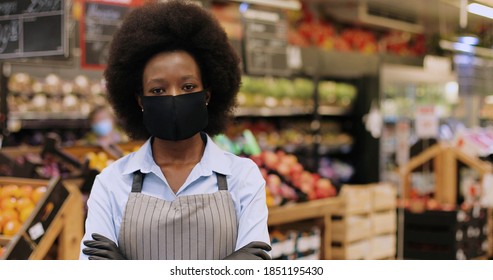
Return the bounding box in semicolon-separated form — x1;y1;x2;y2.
79;135;270;259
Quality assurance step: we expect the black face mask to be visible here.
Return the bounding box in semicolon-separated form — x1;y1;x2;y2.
142;90;208;141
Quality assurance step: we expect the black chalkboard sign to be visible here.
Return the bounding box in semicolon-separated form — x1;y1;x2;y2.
0;0;66;59
241;5;290;77
80;0;130;69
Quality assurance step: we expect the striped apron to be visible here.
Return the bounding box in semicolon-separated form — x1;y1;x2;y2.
117;171;238;260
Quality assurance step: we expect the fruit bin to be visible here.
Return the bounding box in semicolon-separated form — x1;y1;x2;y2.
268;196;342;260
0;176;83;260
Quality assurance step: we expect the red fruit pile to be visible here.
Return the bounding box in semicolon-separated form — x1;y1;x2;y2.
251;150;337;207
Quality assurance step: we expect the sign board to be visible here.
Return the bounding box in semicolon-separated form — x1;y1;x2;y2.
415;105;438;139
0;0;66;59
241;4;290;77
80;0;140;69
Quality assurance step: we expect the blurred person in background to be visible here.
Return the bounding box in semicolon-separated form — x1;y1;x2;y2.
82;105;126;158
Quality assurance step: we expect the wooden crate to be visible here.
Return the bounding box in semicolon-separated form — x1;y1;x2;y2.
331;239;370;260
369;234;396;260
334;185;372;215
371;183;397;212
268;197;342;260
63;141;144;160
331;214;371;243
371;210;397;235
0;177;83;260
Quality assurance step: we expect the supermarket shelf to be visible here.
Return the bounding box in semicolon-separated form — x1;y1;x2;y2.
317;105;351;116
8;112;89;130
235;106;312;117
235;105;350;117
268;197;341;226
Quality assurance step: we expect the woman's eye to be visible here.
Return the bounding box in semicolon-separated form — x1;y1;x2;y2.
183;84;196;91
150;88;164;94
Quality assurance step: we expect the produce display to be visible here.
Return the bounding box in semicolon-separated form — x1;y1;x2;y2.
0;184;47;237
238;76;314;109
251;150;337;207
86;145;141;172
7;73;108;121
287;2;426;56
86;152;115;172
228;120;353;154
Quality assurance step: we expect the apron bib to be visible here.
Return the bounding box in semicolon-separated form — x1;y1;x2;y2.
118;171;238;259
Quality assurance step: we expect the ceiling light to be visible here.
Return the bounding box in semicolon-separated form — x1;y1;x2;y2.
468;3;493;19
457;34;480;45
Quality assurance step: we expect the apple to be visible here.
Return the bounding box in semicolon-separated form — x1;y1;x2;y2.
262;151;278;170
280;184;297;200
250;155;262;167
307;190;317;201
276;163;291;177
299;182;314;194
426;198;441;211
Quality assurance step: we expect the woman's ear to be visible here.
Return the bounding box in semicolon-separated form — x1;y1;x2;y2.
137;95;143;111
206;90;211;105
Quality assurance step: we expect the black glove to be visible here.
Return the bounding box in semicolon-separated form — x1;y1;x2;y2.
82;233;127;260
223;241;272;260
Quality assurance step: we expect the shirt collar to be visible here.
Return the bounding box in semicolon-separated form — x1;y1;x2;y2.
122;134;232;176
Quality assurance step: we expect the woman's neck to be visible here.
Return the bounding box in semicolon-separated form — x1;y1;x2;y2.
151;133;206;166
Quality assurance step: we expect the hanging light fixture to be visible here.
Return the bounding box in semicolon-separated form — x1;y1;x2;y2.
456;0;480;45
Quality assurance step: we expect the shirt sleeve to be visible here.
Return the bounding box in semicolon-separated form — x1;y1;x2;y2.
235;162;271;252
79;176;118;260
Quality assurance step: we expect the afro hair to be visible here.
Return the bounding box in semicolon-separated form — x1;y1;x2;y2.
104;0;242;139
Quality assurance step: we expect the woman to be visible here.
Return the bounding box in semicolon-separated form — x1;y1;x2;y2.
80;1;271;260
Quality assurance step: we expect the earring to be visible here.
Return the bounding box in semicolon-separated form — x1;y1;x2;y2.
206;102;208;106
141;108;144;112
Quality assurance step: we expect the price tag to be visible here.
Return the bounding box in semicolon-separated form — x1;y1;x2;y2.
28;222;45;241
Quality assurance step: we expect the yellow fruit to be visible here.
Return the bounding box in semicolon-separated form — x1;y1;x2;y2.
0;197;17;211
19;205;35;223
31;186;47;204
3;220;21;236
1;209;19;225
16;197;34;212
19;185;34;198
0;185;21;199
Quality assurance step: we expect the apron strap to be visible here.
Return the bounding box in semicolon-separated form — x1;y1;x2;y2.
216;173;228;191
132;171;145;193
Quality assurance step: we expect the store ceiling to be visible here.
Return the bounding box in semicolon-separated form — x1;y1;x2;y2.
307;0;493;35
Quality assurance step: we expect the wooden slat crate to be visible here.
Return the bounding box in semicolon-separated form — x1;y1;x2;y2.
332;239;371;260
333;185;372;215
331;214;371;243
371;210;397;235
369;234;396;260
371;183;397;212
0;177;83;260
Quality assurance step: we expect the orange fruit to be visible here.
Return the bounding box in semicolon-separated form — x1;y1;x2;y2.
1;209;19;224
0;197;17;211
0;215;4;232
31;186;47;204
2;220;21;236
0;246;5;257
0;185;20;199
19;185;34;199
19;205;34;223
16;197;34;212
